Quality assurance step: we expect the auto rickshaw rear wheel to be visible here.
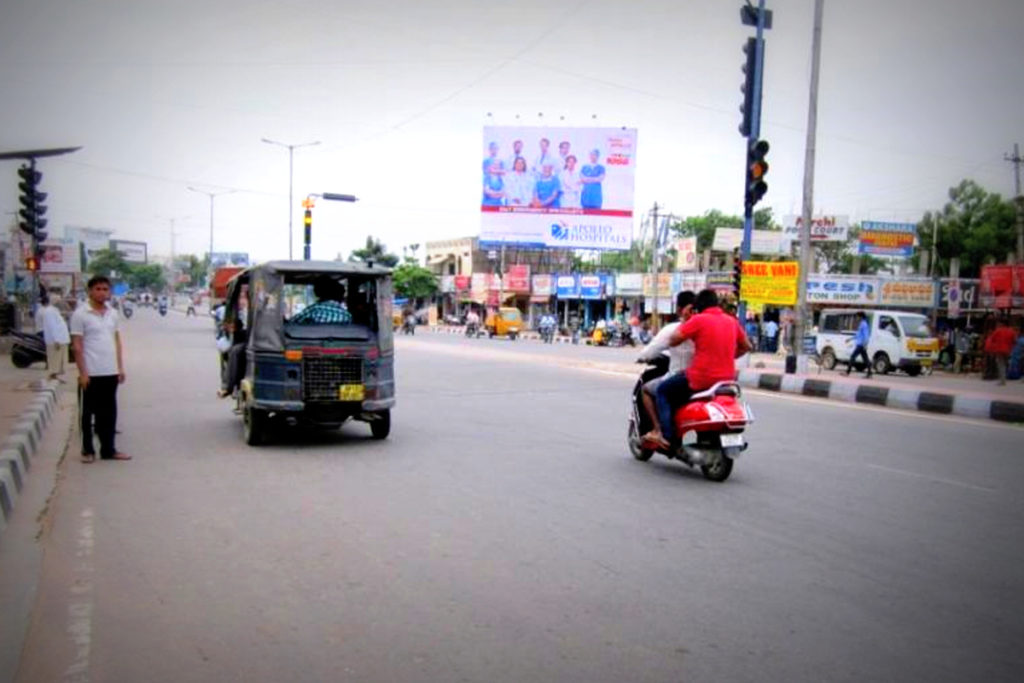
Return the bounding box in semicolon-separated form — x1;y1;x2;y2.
243;405;267;446
369;410;391;439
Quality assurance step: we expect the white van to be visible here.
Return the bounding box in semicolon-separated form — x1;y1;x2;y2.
815;308;940;376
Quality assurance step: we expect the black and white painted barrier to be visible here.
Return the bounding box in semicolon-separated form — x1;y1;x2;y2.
427;325;576;344
0;380;60;533
736;369;1024;424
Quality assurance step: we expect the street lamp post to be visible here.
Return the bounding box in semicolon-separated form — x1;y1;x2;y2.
262;138;321;260
186;187;234;271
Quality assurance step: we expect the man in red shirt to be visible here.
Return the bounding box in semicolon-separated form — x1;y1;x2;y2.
646;289;751;448
984;318;1019;386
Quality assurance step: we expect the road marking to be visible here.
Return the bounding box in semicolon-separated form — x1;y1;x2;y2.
863;463;996;493
64;507;95;682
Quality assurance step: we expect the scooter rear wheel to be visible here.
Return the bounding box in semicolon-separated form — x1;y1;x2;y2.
700;455;733;482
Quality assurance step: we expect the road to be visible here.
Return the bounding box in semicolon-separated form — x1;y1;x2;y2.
13;310;1024;682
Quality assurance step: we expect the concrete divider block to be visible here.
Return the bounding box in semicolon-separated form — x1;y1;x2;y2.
0;469;17;520
781;375;804;394
736;369;760;388
0;454;24;492
952;396;992;419
14;417;42;443
2;436;31;465
828;381;859;403
0;447;29;473
26;401;51;426
887;388;920;411
10;424;38;456
28;396;52;416
990;401;1024;423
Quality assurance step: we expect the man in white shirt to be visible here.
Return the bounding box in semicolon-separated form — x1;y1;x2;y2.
636;291;696;447
39;294;71;381
70;275;130;463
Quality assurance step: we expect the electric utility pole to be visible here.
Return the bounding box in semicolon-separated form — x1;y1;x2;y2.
1005;143;1023;263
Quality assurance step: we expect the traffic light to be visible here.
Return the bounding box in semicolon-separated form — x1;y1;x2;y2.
745;139;769;208
25;255;39;272
739;37;757;137
303;208;313;260
17;165;48;241
733;249;743;295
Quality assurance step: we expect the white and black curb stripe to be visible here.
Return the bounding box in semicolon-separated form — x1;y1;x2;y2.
0;379;60;533
428;325;576;344
737;370;1024;424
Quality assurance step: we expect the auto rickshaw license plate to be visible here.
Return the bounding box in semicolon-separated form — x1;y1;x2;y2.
338;384;365;401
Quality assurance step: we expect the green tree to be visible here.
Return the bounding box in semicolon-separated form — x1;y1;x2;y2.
128;264;167;291
393;262;438;302
176;254;209;288
816;226;887;274
915;179;1016;277
86;248;131;279
671;208;777;252
349;236;399;267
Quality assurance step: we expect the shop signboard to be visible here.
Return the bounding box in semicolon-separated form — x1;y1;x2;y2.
739;261;799;307
440;275;455;293
480;125;637;251
210;252;250;268
39;238;82;274
805;275;879;305
614;273;643;296
857;221;916;257
705;271;735;293
675;236;698;271
878;279;936;308
470;272;489;302
579;274;609;300
677;272;707;293
938;278;979;311
947;280;961;318
454;275;471;291
979;265;1013;309
711;227;784;255
642;273;676;298
782;215;849;242
505;264;530;292
531;274;553;297
556;274;580;298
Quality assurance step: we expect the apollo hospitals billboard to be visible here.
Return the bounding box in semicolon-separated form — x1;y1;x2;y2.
479;126;637;251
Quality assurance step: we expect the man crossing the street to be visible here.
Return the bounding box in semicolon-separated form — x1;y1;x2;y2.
845;311;872;378
71;275;131;463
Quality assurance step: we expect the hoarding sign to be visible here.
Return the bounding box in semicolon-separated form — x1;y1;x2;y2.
39;239;82;274
531;274;553;297
642;273;676;298
556;274;579;298
806;275;879;305
505;264;531;292
782;215;850;242
210;252;250;268
109;239;148;264
858;222;916;257
677;272;707;293
706;271;735;293
938;278;979;311
614;273;643;296
479;126;637;250
470;273;489;302
579;274;608;300
979;265;1019;309
711;227;783;255
878;279;936;308
675;236;698;271
739;261;799;307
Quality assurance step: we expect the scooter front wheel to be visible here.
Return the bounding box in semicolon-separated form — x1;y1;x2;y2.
627;418;653;462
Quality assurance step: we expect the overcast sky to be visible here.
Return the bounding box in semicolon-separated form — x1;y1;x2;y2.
1;0;1021;262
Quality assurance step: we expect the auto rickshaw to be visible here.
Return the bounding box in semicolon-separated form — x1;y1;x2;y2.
221;260;396;445
484;307;522;340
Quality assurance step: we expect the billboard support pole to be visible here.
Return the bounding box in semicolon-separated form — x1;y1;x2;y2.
650;203;659;331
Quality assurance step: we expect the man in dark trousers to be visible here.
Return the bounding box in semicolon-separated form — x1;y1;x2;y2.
846;311;872;378
71;275;131;463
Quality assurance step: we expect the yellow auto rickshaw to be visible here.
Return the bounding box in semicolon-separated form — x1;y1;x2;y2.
484;307;522;340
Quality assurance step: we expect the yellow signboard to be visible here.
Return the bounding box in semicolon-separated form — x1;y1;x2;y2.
739;261;799;307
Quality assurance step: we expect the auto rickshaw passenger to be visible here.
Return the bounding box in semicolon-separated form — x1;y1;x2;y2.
290;278;351;325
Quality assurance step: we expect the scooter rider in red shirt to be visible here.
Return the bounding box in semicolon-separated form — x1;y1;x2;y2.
647;289;751;449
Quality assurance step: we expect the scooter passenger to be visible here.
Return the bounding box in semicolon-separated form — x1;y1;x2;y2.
637;291;695;447
651;289;751;449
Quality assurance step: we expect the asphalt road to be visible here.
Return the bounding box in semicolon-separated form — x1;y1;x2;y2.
14;310;1024;682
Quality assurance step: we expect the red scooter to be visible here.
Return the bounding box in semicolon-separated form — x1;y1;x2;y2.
627;357;754;482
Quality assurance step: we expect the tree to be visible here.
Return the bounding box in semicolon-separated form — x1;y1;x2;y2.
393;262;438;302
915;179;1016;277
671;208;777;252
349;236;399;267
816;226;887;274
176;254;209;288
86;248;130;279
128;264;167;291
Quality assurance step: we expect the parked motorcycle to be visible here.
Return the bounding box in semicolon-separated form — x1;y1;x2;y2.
122;302;134;319
10;330;46;368
627;358;754;482
158;303;168;317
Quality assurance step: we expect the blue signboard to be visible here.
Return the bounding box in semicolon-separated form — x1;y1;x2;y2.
555;274;579;298
579;274;610;300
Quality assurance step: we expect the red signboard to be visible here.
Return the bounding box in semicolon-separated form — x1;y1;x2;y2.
980;265;1014;309
454;275;471;291
505;264;530;293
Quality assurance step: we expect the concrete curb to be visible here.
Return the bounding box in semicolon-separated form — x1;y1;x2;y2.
0;379;60;531
736;371;1024;424
428;325;577;344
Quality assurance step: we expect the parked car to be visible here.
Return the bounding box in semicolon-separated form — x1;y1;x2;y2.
815;308;939;376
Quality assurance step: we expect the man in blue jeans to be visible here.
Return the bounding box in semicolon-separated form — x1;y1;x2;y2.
846;311;872;378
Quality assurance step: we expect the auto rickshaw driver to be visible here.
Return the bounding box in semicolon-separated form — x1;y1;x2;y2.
290;277;351;325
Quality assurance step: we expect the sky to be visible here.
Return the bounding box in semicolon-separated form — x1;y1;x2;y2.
1;0;1022;263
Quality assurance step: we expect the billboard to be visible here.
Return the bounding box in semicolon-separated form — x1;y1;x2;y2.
210;252;250;268
615;273;643;296
110;239;148;264
505;265;531;293
878;279;936;308
531;274;553;298
782;215;849;242
711;227;784;255
806;275;879;305
555;274;580;298
39;238;82;274
64;226;113;267
480;126;637;250
858;221;916;257
979;265;1024;309
739;261;799;307
675;236;698;271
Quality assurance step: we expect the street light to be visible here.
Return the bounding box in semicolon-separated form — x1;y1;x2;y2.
186;187;235;265
261;138;321;260
302;192;358;260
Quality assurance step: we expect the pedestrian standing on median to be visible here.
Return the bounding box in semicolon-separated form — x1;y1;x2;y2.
953;324;972;374
845;311;872;378
984;318;1018;386
70;275;131;463
39;294;71;381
